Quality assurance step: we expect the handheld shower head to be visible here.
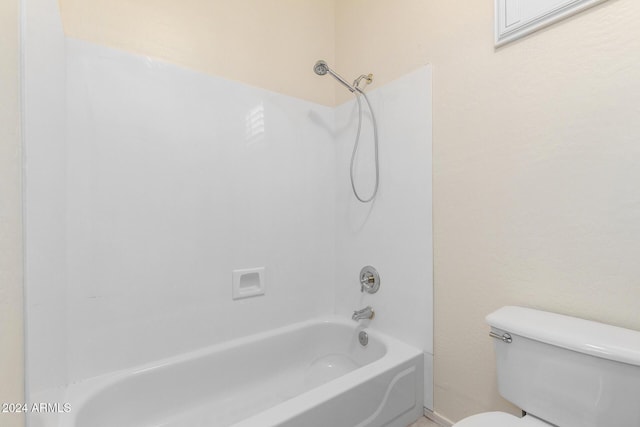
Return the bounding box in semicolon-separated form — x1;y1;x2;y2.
312;59;355;92
313;60;329;76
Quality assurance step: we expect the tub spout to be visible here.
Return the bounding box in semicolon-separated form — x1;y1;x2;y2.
352;306;375;321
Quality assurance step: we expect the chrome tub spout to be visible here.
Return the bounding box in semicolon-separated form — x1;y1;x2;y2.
352;306;375;321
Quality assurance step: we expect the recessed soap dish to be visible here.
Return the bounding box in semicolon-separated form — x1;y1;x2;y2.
232;267;265;300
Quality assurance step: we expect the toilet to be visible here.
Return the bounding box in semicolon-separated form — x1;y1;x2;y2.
453;306;640;427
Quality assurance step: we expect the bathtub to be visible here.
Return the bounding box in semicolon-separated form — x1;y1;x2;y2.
34;316;424;427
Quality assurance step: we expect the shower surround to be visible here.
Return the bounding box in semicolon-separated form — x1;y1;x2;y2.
24;0;433;422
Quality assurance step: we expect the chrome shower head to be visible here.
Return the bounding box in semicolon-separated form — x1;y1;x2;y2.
312;59;355;92
313;60;329;76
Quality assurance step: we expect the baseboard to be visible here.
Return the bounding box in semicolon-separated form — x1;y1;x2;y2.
424;407;454;427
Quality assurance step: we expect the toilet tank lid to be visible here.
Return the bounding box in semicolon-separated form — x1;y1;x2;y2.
486;306;640;367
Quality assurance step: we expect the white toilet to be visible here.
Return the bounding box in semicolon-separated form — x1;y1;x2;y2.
453;306;640;427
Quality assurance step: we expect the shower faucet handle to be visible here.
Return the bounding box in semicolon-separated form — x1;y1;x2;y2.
359;266;380;294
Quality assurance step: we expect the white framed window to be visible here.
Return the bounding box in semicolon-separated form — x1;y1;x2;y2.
495;0;609;47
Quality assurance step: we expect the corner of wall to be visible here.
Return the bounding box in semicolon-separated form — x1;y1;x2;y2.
0;0;25;425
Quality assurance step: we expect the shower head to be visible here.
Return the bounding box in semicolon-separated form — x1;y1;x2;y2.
313;60;329;76
313;59;355;93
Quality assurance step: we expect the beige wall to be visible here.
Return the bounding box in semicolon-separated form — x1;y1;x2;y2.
336;0;640;422
0;0;24;426
58;0;337;105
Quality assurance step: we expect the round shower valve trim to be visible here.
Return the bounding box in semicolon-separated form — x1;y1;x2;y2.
359;266;380;294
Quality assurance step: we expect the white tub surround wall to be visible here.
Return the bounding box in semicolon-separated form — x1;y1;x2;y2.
334;67;434;409
62;39;336;384
25;0;337;393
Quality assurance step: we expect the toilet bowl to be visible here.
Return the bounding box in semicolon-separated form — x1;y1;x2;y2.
451;306;640;427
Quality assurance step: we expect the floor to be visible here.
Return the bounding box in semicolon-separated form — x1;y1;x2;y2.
408;416;441;427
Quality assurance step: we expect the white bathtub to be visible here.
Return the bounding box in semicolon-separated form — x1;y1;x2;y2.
34;316;424;427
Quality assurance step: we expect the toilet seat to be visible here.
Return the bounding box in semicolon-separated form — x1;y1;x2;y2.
453;412;551;427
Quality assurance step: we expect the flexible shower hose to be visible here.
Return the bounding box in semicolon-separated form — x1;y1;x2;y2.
350;89;379;203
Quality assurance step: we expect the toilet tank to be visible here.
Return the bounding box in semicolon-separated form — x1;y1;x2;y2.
487;306;640;427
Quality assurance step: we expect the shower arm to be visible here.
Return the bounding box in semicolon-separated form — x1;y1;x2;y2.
326;68;357;93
